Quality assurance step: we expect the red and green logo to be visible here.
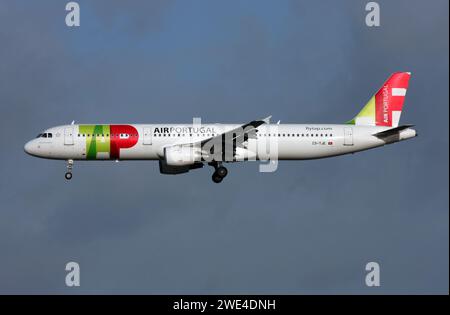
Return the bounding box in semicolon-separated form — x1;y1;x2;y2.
79;125;139;159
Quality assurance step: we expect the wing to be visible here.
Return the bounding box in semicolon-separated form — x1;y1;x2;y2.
178;116;272;162
200;116;271;146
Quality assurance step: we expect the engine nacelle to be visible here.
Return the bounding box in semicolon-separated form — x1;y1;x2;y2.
164;145;201;166
159;159;203;174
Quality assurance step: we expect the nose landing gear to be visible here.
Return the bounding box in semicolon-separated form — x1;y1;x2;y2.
65;159;73;180
209;162;228;183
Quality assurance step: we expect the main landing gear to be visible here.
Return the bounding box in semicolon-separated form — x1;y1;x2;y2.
65;159;73;180
209;162;228;183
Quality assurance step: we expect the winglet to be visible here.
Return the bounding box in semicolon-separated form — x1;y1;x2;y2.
262;116;272;124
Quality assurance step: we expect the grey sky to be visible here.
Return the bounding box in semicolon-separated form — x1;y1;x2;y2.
0;0;448;294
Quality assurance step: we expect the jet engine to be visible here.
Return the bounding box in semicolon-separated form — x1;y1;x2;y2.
164;145;201;166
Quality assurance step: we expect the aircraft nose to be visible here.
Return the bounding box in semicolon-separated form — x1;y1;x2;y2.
24;140;37;156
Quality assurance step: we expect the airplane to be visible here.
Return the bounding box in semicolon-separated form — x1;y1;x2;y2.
24;72;417;183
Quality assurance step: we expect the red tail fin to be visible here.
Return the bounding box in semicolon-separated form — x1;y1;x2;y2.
349;72;411;127
374;72;411;127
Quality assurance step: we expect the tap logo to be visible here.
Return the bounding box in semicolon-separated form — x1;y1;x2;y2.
79;125;139;159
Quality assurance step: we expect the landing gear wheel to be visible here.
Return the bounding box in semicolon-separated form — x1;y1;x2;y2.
216;166;228;178
65;159;74;181
212;173;223;183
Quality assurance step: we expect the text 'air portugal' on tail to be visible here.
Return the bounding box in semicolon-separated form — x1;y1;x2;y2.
348;72;411;128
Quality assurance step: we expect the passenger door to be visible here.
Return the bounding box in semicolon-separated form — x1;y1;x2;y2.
64;127;74;145
344;127;353;146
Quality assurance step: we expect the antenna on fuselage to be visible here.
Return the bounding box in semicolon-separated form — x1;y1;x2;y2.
71;120;75;125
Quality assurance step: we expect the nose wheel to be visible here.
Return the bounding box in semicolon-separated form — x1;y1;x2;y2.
209;162;228;183
65;159;73;180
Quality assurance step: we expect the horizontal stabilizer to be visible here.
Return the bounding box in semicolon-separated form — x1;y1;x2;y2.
372;124;414;138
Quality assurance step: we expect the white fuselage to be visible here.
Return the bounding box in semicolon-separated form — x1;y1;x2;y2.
24;123;416;161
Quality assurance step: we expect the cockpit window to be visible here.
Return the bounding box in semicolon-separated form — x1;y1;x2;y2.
36;133;52;138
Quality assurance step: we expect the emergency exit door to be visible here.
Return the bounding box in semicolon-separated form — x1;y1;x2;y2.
143;127;152;145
